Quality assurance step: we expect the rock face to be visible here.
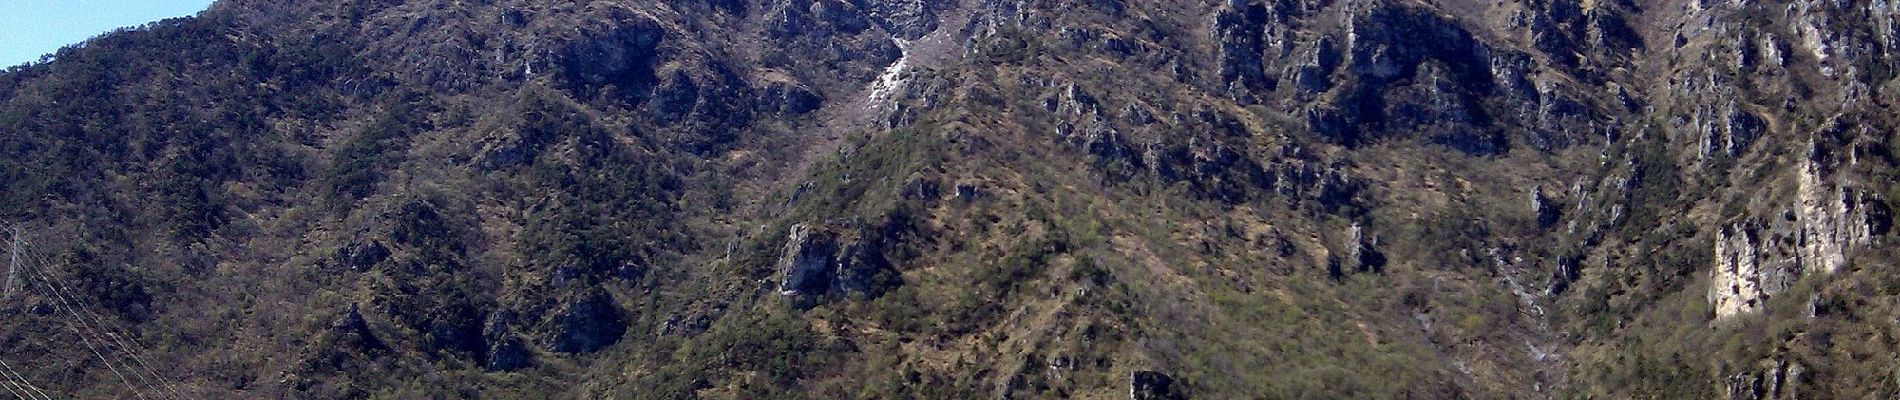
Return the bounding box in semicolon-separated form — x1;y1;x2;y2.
777;223;841;297
1710;149;1891;319
9;0;1900;396
483;312;529;372
866;0;939;39
1532;185;1562;228
1725;359;1804;400
332;240;389;271
1130;370;1183;400
775;222;900;306
1211;0;1273;97
1330;223;1386;278
549;289;626;354
760;80;823;115
332;304;386;352
424;304;488;360
556;14;667;102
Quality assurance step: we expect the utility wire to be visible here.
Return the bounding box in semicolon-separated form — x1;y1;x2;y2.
4;226;186;399
0;372;26;400
25;272;152;400
8;231;161;400
0;359;50;400
5;230;18;299
19;247;184;400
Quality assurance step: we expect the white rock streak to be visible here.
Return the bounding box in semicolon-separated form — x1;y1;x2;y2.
867;37;913;106
1710;146;1881;320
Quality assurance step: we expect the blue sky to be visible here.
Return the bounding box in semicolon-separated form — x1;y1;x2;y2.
1;0;216;67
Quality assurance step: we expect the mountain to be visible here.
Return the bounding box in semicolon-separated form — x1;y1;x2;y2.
0;0;1897;398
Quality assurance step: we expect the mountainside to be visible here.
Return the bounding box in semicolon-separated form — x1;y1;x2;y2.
1;0;1897;398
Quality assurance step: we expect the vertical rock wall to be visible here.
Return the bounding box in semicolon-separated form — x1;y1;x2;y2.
1710;147;1890;319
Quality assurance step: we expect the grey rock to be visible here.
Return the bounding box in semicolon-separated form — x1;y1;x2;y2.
1724;359;1803;400
775;222;902;307
483;311;530;371
868;0;939;39
556;14;666;101
1211;0;1272;98
776;223;842;298
1130;370;1183;400
549;288;625;354
651;70;700;123
1532;185;1562;228
333;240;389;271
334;303;386;352
762;81;824;115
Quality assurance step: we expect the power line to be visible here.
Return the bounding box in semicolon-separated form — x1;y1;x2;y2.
0;359;50;400
24;273;153;400
2;225;187;399
0;377;26;400
4;229;18;299
18;247;184;400
6;230;163;400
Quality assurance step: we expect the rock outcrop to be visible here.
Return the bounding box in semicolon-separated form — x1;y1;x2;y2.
332;240;390;271
775;222;901;307
332;304;387;352
777;223;843;297
1330;222;1386;279
555;14;667;102
1130;370;1183;400
548;288;626;354
483;312;530;372
1532;184;1562;228
1724;358;1804;400
867;0;939;39
1710;146;1891;319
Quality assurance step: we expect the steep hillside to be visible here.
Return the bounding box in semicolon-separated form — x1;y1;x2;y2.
0;0;1896;398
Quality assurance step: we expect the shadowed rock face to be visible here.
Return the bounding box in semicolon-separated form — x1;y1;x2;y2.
777;223;842;298
333;240;389;271
425;303;488;359
1198;1;1642;155
483;312;530;371
557;15;667;103
549;289;625;354
334;304;387;352
1312;5;1523;154
1130;370;1183;400
776;222;901;307
867;0;939;39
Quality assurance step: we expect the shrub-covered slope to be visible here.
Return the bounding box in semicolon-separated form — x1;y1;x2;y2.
0;0;1897;398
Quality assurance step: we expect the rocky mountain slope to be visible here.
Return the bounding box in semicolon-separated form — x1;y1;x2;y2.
0;0;1897;398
